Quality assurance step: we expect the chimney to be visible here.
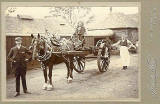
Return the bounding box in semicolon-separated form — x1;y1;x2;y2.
110;7;112;13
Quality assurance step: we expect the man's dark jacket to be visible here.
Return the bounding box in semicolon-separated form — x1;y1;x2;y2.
7;46;31;75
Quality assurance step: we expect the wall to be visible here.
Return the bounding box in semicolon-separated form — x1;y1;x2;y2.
111;28;138;44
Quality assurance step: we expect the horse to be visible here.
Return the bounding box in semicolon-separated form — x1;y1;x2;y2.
29;33;81;91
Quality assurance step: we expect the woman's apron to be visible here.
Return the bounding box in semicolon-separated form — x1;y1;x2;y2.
120;40;130;66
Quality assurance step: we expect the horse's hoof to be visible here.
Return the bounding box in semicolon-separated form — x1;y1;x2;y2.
42;83;48;90
67;77;73;83
46;84;54;91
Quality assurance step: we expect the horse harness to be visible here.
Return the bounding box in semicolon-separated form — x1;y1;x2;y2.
33;36;79;63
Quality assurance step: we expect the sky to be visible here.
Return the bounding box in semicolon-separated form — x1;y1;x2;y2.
6;7;138;19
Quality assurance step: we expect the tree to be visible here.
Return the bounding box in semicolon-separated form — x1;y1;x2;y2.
49;7;95;28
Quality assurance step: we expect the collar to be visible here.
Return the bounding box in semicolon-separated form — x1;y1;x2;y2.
16;45;21;49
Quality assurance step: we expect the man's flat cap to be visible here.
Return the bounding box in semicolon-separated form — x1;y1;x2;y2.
15;37;22;41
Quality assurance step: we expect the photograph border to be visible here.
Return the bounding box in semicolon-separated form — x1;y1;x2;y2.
0;0;160;104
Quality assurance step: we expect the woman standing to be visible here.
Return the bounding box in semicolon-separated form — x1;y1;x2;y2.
112;35;136;70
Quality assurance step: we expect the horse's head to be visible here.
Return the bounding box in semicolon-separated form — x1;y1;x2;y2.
30;33;46;60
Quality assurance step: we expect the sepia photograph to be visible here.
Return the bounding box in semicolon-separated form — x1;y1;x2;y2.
2;3;139;101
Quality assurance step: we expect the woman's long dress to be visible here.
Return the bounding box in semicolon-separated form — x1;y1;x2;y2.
120;40;130;66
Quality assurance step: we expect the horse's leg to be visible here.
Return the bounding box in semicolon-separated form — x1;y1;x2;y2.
65;62;70;79
41;62;48;90
48;66;53;85
63;56;73;83
43;68;48;83
70;57;74;79
67;57;74;83
46;63;54;91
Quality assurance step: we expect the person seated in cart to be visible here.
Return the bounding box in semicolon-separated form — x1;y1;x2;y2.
73;21;86;48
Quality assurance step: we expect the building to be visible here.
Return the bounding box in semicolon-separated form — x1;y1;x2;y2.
84;29;114;47
86;13;139;45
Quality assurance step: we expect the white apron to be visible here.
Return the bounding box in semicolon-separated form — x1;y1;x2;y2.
120;46;130;66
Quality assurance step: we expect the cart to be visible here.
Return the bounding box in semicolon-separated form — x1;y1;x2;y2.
51;39;110;73
38;29;112;73
72;39;110;73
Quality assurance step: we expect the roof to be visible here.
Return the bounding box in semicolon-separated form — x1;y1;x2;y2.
5;13;138;37
87;13;138;29
127;13;139;24
86;29;114;36
44;17;75;34
5;16;74;36
5;16;45;35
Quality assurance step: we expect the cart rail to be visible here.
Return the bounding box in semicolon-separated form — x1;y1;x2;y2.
52;51;89;56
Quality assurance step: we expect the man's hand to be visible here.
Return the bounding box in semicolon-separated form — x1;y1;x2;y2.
8;58;16;62
25;59;29;62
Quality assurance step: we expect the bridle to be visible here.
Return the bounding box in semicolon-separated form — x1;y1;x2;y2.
30;36;53;62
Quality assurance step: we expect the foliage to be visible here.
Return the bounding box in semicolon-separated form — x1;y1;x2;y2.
49;7;95;28
5;7;17;16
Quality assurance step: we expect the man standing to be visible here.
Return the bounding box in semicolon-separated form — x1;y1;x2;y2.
8;37;31;97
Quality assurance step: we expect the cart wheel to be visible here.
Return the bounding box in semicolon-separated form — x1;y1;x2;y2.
97;47;110;72
73;56;85;73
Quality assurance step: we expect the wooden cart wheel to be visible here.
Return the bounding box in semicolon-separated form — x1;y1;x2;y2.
73;56;85;73
97;46;110;72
